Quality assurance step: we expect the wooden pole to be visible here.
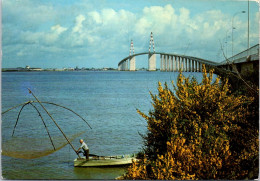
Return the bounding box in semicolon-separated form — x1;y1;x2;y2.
2;102;30;115
27;88;79;157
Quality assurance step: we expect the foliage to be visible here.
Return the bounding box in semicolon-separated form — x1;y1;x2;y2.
123;65;259;180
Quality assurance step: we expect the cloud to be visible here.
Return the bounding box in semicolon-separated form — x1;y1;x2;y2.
88;11;102;24
51;24;67;35
19;24;68;46
2;1;259;68
73;14;86;33
135;5;177;36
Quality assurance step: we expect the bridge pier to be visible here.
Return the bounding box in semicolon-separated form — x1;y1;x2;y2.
162;54;166;71
164;55;166;71
175;56;178;71
124;60;128;71
192;59;195;72
170;56;173;71
180;57;184;71
188;59;191;72
166;55;171;72
181;57;184;71
198;62;202;72
180;57;182;71
160;54;162;71
148;53;156;71
185;58;188;72
174;56;177;72
175;56;180;72
129;57;136;71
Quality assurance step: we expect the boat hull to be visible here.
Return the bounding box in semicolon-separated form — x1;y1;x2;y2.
74;155;136;167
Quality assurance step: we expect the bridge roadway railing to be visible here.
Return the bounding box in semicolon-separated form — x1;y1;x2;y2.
218;44;259;65
118;52;218;71
216;44;259;74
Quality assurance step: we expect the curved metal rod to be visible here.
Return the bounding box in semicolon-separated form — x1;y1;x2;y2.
12;102;30;137
3;101;92;129
29;102;56;150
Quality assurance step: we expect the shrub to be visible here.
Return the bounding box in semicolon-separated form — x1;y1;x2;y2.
123;65;258;180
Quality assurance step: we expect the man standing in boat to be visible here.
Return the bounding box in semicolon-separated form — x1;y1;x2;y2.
77;139;89;160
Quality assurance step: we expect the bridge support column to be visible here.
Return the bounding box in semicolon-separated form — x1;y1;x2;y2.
160;54;162;71
178;57;181;71
188;59;191;72
162;54;166;71
174;56;177;72
124;60;128;71
191;60;194;72
122;61;125;71
122;62;125;71
176;56;179;71
167;55;170;71
177;57;180;71
161;55;164;71
148;53;156;71
185;58;188;72
181;57;184;71
164;55;167;71
129;57;136;71
195;61;198;72
198;62;201;72
170;56;173;71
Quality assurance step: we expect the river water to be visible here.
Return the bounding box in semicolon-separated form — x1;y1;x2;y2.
1;71;206;179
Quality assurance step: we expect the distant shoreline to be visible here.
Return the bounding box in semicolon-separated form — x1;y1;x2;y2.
2;68;119;72
2;68;154;72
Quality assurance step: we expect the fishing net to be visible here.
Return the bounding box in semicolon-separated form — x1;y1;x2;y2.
2;101;91;159
2;131;86;159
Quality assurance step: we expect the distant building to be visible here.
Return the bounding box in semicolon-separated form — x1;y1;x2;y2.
30;68;43;71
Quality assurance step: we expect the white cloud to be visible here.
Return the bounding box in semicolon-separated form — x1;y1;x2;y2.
88;11;102;24
51;24;67;35
73;14;86;33
135;5;177;35
20;24;68;45
2;1;258;68
101;9;117;24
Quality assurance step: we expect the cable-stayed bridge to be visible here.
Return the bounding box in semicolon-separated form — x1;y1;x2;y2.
118;32;259;74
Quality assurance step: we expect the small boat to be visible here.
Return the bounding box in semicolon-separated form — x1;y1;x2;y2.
74;154;137;167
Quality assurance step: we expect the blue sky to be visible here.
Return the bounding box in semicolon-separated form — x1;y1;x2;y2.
2;0;259;68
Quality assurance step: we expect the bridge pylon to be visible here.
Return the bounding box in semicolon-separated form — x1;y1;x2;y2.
129;40;136;71
148;32;156;71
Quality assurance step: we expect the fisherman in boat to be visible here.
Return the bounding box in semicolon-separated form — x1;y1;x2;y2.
76;139;89;160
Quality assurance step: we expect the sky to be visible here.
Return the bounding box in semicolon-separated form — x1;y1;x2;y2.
2;0;259;69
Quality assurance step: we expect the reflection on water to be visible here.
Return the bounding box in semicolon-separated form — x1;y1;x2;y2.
73;167;126;180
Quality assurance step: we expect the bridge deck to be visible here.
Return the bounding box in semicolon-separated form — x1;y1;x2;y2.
118;52;218;66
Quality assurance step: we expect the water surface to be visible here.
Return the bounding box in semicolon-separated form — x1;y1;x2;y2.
1;71;206;179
